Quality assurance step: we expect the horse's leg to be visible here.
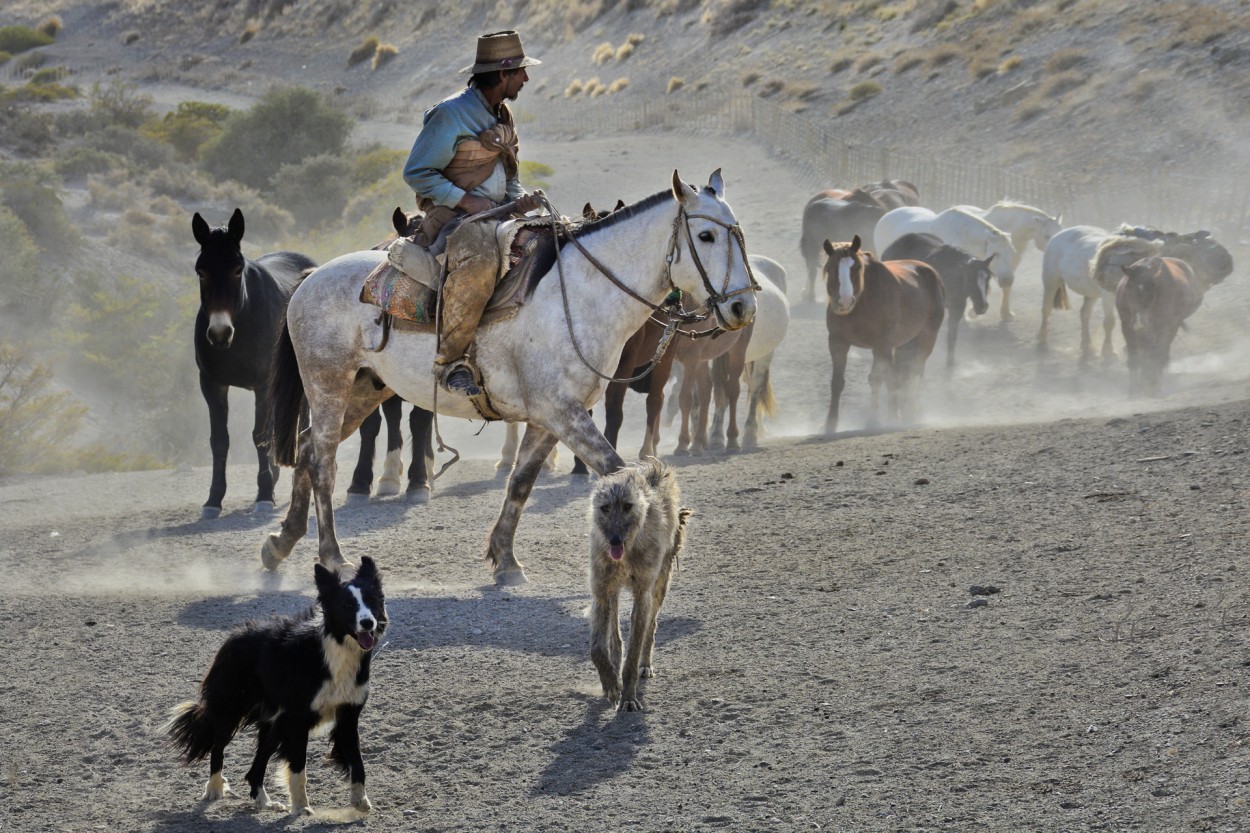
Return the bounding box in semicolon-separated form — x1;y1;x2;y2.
1037;281;1056;352
999;281;1014;322
262;434;313;569
406;406;434;504
825;340;849;436
743;360;765;449
251;387;278;514
802;254;817;304
674;365;696;455
570;409;592;476
1079;295;1097;364
1099;290;1118;363
485;424;560;585
347;406;381;502
199;373;229;520
946;302;962;371
376;394;404;496
640;360;674;459
724;352;745;451
496;422;520;473
867;349;893;428
692;361;713;454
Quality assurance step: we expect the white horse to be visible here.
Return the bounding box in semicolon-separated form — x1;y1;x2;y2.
262;171;757;584
709;255;790;449
1036;224;1117;361
953;201;1062;320
874;206;1017;303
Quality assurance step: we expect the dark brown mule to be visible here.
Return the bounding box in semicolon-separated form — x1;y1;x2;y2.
822;235;945;434
1115;256;1204;397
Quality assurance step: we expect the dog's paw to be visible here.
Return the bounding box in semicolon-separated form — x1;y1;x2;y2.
350;783;372;813
639;664;656;679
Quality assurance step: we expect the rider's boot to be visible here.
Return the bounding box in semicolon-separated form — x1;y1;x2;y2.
434;222;499;397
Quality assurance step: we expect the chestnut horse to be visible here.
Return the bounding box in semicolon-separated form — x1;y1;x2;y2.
822;236;945;434
1115;256;1205;396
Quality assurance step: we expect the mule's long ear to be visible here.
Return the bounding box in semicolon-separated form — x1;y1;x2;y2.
392;206;407;237
822;239;835;256
672;170;696;207
192;212;210;247
707;168;724;198
851;235;862;254
227;208;245;244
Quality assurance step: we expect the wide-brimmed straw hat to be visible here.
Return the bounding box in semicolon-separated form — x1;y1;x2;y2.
459;30;542;75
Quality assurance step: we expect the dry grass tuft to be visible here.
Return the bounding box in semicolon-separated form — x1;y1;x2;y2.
584;77;607;96
1039;70;1084;98
666;76;686;94
372;43;397;70
615;42;635;61
1044;47;1089;74
122;31;140;46
998;55;1022;75
239;20;260;45
830;53;854;74
37;16;63;38
757;78;784;98
626;33;645;46
709;0;768;40
1126;70;1163;103
854;52;884;73
849;79;882;101
565;78;585;97
348;36;379;68
892;52;922;74
592;42;615;65
608;77;630;94
924;43;965;70
1014;100;1045;122
742;70;760;87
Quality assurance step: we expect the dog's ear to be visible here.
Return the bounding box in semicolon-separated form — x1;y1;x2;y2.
314;562;340;595
355;556;379;585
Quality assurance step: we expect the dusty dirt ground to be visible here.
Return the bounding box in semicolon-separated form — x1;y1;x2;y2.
5;127;1250;833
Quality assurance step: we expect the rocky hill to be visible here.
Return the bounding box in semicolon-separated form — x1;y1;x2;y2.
8;0;1250;184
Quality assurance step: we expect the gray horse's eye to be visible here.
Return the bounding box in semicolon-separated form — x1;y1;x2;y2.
698;230;714;243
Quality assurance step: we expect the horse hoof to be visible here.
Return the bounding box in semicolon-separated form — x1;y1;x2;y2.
200;505;222;520
251;500;277;516
260;535;286;571
375;480;402;497
494;460;514;472
673;447;689;457
345;492;370;507
494;566;528;586
405;486;431;505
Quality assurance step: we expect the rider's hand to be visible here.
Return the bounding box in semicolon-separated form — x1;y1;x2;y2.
457;194;496;214
513;191;544;215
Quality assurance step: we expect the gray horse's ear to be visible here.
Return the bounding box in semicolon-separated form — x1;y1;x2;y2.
851;235;861;253
192;212;210;247
984;252;996;265
822;239;835;256
672;169;695;206
707;168;724;198
227;208;245;244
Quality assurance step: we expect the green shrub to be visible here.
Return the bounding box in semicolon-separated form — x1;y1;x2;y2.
87;81;154;130
849;80;883;101
351;145;406;186
271;153;353;228
519;160;554;190
54;146;123;180
0;162;80;254
145;100;232;161
28;66;67;84
83;124;173;169
0;100;54;155
0;206;41;315
0;26;54;55
199;87;352;193
5;78;76;102
0;51;11;65
0;342;87;476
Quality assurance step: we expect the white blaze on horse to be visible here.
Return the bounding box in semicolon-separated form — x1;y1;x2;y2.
874;206;1017;315
952;201;1062;321
263;170;757;585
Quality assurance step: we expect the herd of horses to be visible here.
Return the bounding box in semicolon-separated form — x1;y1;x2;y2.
191;169;1234;583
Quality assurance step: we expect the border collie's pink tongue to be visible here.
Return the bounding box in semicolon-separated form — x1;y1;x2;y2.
609;543;625;561
356;631;376;651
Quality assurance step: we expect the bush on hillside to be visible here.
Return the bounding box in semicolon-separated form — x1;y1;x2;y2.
144;100;232;161
0;26;54;55
54;146;124;181
0;162;80;254
348;36;379;68
271;153;353;228
199;87;352;193
0;206;42;316
0;342;86;476
351;145;406;186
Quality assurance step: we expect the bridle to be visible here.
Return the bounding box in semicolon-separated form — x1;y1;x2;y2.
541;193;758;384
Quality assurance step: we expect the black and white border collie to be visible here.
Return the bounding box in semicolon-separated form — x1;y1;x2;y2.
167;556;387;816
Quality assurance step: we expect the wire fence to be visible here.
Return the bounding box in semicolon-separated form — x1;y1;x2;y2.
529;92;1250;244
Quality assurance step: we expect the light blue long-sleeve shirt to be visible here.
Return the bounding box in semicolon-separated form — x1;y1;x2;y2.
402;86;524;209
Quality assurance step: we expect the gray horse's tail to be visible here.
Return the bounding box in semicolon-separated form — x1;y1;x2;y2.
268;319;305;467
1050;281;1070;311
749;362;778;419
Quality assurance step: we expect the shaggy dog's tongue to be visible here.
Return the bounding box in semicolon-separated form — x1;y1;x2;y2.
356;631;376;651
609;543;625;561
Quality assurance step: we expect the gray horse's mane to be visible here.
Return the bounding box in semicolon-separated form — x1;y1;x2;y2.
1090;234;1164;291
574;190;672;240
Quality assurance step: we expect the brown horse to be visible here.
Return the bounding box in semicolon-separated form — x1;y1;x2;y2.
822;235;945;434
1115;256;1205;397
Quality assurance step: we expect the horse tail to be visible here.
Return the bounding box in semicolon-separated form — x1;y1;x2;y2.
268;319;305;467
752;364;778;418
1051;281;1070;311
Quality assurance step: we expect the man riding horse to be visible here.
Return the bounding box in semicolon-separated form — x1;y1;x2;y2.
402;30;544;397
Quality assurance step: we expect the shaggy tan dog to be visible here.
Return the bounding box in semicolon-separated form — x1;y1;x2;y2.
588;460;691;711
